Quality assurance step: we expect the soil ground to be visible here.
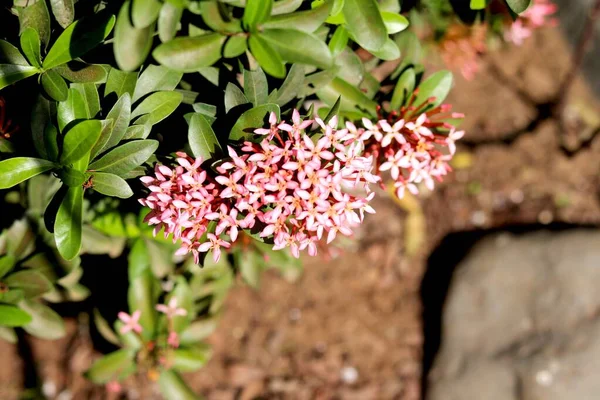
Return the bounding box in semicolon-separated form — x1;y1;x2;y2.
1;27;600;400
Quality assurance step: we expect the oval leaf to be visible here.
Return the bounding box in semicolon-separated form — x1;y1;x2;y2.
506;0;532;13
243;0;273;30
158;2;183;42
224;83;249;113
369;37;400;60
85;349;136;384
188;113;222;161
132;0;162;29
171;347;210;372
105;68;138;99
54;61;108;84
152;33;226;72
17;0;51;49
60;120;102;165
20;27;42;68
0;40;29;66
49;0;75;28
243;67;268;106
381;11;409;34
259;29;333;70
342;0;387;51
248;35;285;79
391;67;416;110
414;70;453;108
95;94;131;156
89;140;158;176
230;103;280;140
0;64;39;90
131;91;183;125
132;65;182;103
223;36;248;58
0;304;32;327
158;370;200;400
128;269;158;339
55;185;84;260
263;0;332;32
20;299;66;340
114;1;154;72
41;69;68;102
91;172;133;198
0;157;56;190
5;270;52;299
57;88;88;132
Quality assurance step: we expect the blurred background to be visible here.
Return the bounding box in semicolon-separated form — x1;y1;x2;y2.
2;0;600;399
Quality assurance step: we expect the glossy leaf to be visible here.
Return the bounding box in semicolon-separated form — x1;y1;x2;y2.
391;68;416;109
20;299;65;339
188;113;222;161
414;70;453;108
263;0;332;32
57;88;87;132
72;83;100;119
114;1;154;71
122;124;150;140
91;172;133;198
41;70;68;102
244;67;268;106
0;40;28;66
43;13;116;69
49;0;75;28
369;37;401;60
171;347;210;372
132;0;162;28
17;0;51;48
131;91;183;125
381;11;409;34
132;65;182;102
230;103;280;140
58;166;86;187
55;61;107;83
95;95;131;158
260;29;333;69
5;270;52;299
153;33;226;72
85;349;136;384
224;83;249;113
248;35;286;79
506;0;532;13
105;68;138;99
224;36;248;58
342;0;386;51
200;1;243;32
128;269;158;338
20;27;42;68
158;370;200;400
54;185;83;260
272;0;303;14
275;64;304;106
0;304;32;327
316;77;377;115
334;47;364;86
60;120;102;165
0;64;39;90
0;157;55;189
158;2;183;42
243;0;273;30
89;140;158;176
328;25;349;57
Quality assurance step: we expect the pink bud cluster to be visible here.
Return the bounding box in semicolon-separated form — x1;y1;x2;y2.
345;93;464;199
139;111;378;263
505;0;557;46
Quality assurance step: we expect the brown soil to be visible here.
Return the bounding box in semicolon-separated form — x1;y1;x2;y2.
1;27;600;400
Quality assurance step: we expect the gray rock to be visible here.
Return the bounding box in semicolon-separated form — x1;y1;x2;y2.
427;230;600;400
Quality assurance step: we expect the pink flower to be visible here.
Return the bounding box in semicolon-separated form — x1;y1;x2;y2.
506;0;557;46
167;331;180;348
156;298;188;319
106;381;122;394
118;310;142;334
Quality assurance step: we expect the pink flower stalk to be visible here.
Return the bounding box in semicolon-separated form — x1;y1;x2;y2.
167;331;180;348
506;0;557;45
106;381;122;394
346;93;464;199
139;110;378;262
156;298;188;319
118;310;142;334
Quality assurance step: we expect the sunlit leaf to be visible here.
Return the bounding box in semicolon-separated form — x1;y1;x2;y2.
0;157;56;190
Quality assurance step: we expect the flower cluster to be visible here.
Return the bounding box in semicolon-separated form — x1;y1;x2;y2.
346;92;464;199
439;24;488;80
505;0;557;46
139;111;378;263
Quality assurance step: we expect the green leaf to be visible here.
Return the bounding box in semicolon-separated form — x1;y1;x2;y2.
131;91;183;125
381;11;409;34
180;318;218;345
188;113;222;161
263;0;332;32
0;40;29;66
58;166;86;187
60;120;102;165
57;88;87;131
30;95;50;159
170;277;193;332
276;64;304;106
414;70;453;108
158;370;200;400
369;37;400;60
0;256;17;279
132;65;182;102
132;0;162;28
200;1;243;32
41;70;68;102
114;1;155;71
0;304;32;327
324;96;341;123
224;83;249;113
0;326;17;343
158;2;183;42
20;299;65;339
244;67;269;106
470;0;486;9
153;33;226;72
260;29;332;70
248;35;286;79
390;67;415;109
272;0;303;15
17;0;51;49
94;94;131;157
237;250;262;288
93;309;120;346
505;0;532;13
243;0;273;30
72;83;100;119
342;0;386;51
334;47;364;86
230;103;280;140
0;64;39;90
0;137;14;153
224;36;248;58
20;28;42;68
49;0;75;28
122;124;151;140
394;30;421;71
91;172;133;198
43;13;116;69
89;140;158;176
5;270;52;299
54;61;108;84
128;269;158;338
54;185;83;260
105;68;138;99
328;25;349;57
0;157;55;189
171;347;210;372
85;349;136;384
316;77;377;115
